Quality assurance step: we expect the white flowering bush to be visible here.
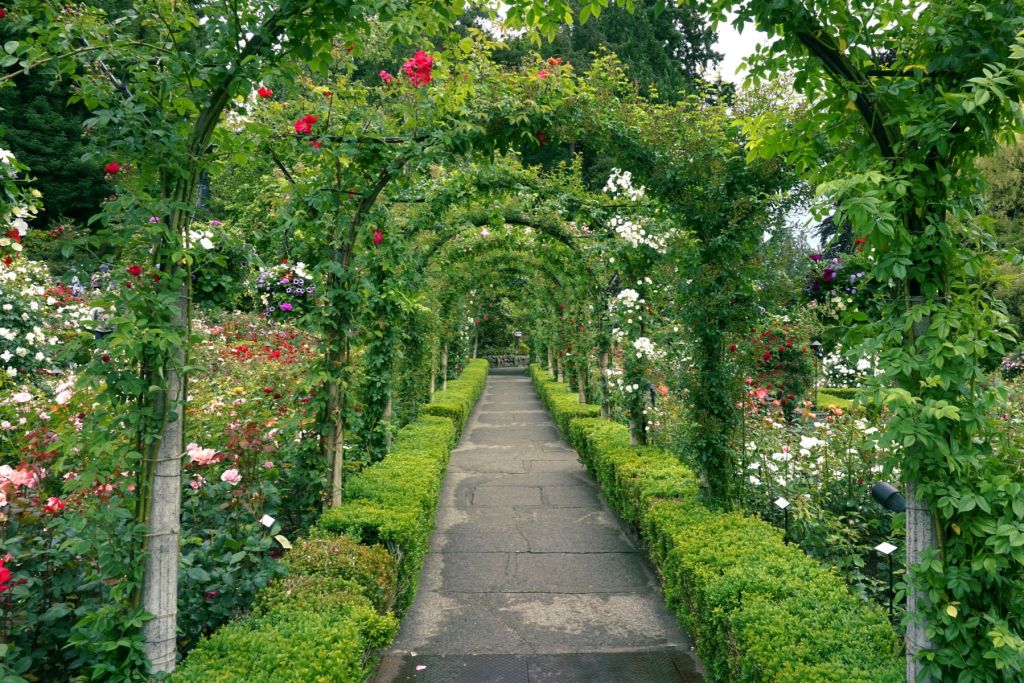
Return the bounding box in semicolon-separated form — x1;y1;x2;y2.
822;343;880;388
0;259;93;382
609;216;668;252
603;167;645;201
735;400;900;607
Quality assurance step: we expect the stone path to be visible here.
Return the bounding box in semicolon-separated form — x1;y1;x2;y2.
375;368;704;683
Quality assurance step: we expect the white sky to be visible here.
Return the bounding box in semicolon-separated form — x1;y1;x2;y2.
707;14;769;84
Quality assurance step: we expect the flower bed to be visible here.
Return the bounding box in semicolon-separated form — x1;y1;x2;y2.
529;364;903;683
176;359;490;681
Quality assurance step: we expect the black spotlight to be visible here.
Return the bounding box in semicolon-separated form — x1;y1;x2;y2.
871;482;906;513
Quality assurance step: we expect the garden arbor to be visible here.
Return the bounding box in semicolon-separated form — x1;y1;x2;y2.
683;2;1024;678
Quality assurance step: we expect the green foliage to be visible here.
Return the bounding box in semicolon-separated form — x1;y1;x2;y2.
174;581;397;683
420;358;489;436
319;358;488;611
0;71;104;228
530;366;601;434
283;536;397;613
530;364;902;682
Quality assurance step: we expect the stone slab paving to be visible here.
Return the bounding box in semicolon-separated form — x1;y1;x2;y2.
375;368;704;683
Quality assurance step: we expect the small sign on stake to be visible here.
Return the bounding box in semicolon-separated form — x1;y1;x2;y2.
260;514;276;528
774;497;790;509
875;541;898;555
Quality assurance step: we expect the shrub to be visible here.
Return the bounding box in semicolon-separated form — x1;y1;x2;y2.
528;364;903;683
529;367;601;433
174;596;397;683
176;361;489;680
420;359;489;435
283;535;397;612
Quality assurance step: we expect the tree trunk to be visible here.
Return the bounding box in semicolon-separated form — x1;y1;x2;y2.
906;480;938;682
547;346;555;375
472;330;479;359
429;348;436;402
599;351;611;418
328;384;346;508
577;366;587;404
384;393;393;451
556;356;563;383
141;284;187;673
440;342;449;392
905;296;936;681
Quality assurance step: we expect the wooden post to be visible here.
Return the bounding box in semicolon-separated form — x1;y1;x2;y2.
599;351;611;419
441;342;449;392
141;284;187;673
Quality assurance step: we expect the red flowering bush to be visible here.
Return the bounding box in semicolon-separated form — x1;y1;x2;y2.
747;323;814;421
293;114;317;134
402;50;433;87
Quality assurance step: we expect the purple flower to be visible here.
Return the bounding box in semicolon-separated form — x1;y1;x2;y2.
285;287;293;293
823;268;836;282
210;220;222;227
279;302;293;312
148;216;161;223
279;278;290;285
809;253;822;262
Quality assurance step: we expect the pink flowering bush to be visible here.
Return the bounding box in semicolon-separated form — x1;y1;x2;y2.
0;313;327;676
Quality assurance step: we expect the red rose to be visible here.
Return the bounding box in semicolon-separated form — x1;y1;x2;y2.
762;352;772;361
372;229;383;245
127;264;142;277
535;131;548;146
728;343;737;352
104;162;121;175
294;115;318;134
548;57;562;66
0;559;10;594
536;70;549;79
43;496;65;513
257;86;273;98
310;140;322;149
6;228;20;243
379;70;394;84
402;50;434;87
0;9;6;20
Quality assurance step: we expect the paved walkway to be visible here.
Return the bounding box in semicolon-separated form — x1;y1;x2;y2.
375;368;704;683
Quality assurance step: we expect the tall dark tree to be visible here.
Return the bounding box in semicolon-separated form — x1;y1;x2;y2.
0;74;105;227
494;0;721;102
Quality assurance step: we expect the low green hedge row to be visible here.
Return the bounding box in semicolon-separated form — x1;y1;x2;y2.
816;390;854;410
821;387;860;400
529;367;601;433
175;536;399;682
420;359;490;436
528;365;903;683
177;360;490;681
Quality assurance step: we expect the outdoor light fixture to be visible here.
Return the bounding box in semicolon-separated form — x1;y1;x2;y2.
775;497;791;540
871;482;906;513
875;541;898;620
810;340;823;358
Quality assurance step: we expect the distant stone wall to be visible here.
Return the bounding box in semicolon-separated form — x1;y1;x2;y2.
485;355;530;368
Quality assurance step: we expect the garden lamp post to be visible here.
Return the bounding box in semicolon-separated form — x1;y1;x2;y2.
875;541;898;621
775;497;791;541
810;340;822;407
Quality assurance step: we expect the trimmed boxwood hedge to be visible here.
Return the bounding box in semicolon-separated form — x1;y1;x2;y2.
530;367;601;433
821;387;861;400
420;359;490;436
176;360;490;682
528;364;903;683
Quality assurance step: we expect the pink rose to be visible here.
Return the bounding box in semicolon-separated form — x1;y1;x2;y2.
220;469;241;485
